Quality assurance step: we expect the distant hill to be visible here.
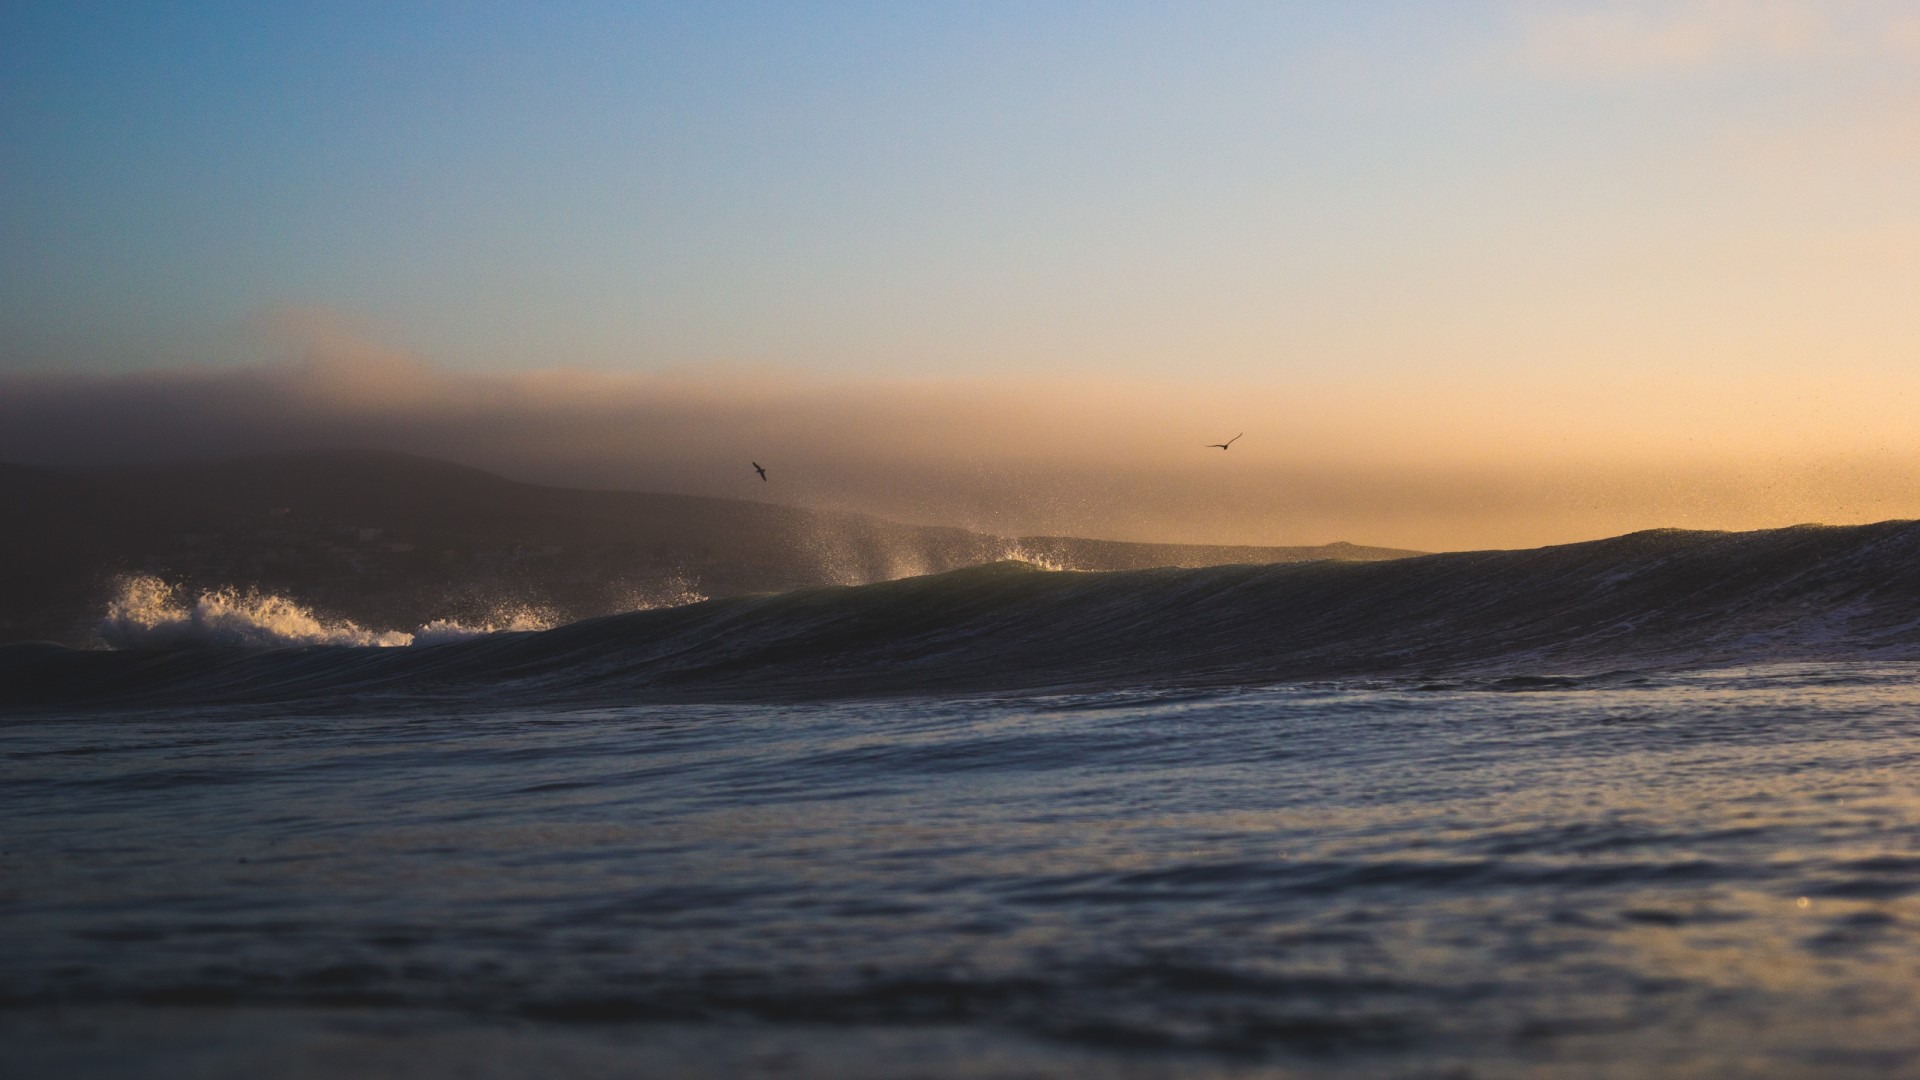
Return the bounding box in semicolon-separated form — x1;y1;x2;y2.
0;451;1420;645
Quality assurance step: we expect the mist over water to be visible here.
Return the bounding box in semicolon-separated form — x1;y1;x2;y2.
7;345;1920;550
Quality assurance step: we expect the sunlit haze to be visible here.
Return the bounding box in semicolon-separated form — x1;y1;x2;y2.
5;1;1918;550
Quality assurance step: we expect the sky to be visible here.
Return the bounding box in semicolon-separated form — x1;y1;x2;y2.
4;1;1918;549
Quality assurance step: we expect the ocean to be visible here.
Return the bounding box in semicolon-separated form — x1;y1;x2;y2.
6;525;1920;1077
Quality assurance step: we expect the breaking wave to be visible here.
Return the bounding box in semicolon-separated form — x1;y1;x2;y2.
96;575;560;650
11;521;1920;710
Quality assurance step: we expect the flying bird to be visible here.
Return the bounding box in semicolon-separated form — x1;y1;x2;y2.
1206;433;1243;450
752;462;768;481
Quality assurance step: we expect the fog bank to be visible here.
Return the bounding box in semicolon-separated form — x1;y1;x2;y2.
6;345;1918;551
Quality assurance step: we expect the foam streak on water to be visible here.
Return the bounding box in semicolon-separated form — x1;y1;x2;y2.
5;664;1920;1077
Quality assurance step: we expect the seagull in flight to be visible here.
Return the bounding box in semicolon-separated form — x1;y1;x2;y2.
752;462;768;481
1206;433;1243;450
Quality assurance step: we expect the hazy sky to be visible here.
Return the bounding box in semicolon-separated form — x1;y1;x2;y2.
4;2;1918;548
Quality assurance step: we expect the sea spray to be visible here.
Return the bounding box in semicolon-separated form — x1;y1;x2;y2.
613;570;708;614
99;576;412;649
993;542;1069;572
97;576;568;649
408;607;560;645
796;516;1073;585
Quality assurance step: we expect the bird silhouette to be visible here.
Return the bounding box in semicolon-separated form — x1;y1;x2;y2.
1206;433;1243;450
752;462;768;481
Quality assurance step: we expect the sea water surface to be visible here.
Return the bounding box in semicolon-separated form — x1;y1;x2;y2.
6;662;1920;1078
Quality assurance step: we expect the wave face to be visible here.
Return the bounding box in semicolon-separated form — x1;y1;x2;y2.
8;521;1920;710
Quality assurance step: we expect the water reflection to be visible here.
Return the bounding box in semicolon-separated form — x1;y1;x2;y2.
4;663;1920;1075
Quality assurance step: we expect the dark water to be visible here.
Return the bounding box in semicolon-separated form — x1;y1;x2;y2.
12;521;1920;709
7;663;1920;1077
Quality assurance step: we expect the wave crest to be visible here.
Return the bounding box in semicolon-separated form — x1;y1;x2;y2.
97;576;563;650
100;576;410;649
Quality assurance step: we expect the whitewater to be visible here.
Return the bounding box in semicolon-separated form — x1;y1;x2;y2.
6;521;1920;1077
93;575;564;649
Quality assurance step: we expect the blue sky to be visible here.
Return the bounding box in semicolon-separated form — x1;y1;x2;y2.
2;3;1465;372
11;1;1910;378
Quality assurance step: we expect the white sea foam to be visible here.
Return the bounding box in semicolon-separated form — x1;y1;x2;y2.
97;576;565;650
100;576;411;649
